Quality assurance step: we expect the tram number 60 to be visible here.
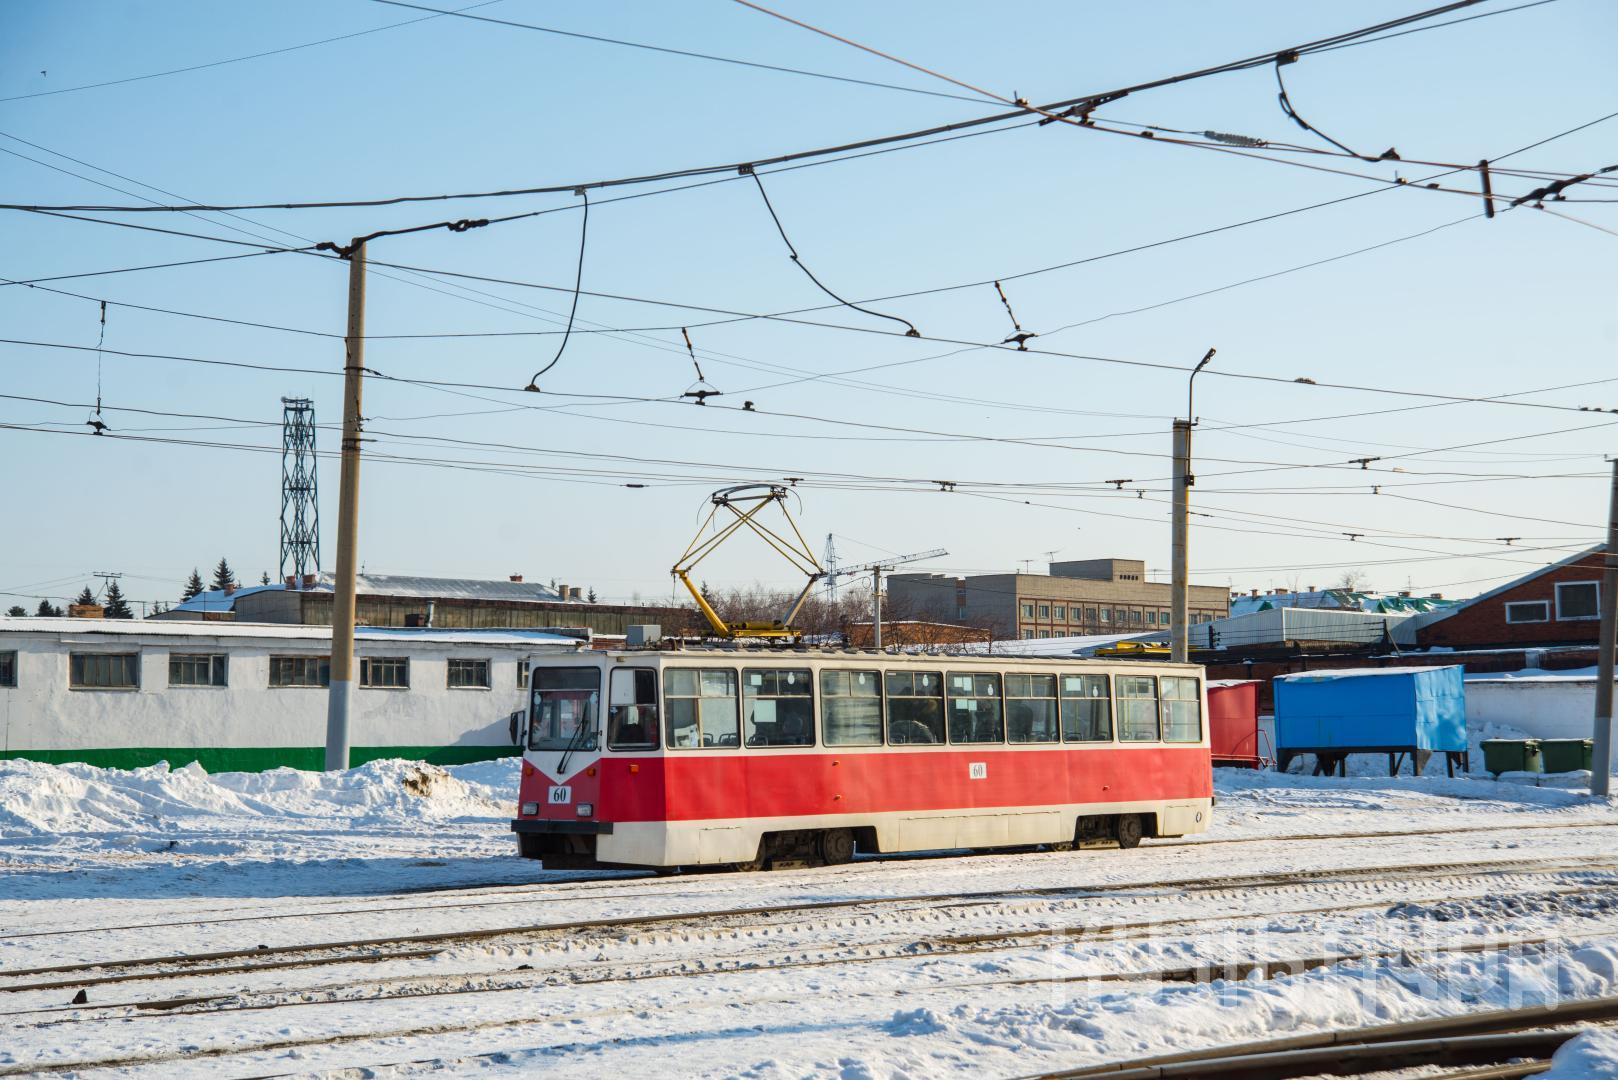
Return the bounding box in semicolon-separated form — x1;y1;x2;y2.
968;762;987;781
548;786;572;805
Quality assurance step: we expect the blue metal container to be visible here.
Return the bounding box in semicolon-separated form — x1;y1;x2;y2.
1274;666;1467;759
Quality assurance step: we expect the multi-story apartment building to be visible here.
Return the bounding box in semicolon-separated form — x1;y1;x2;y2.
888;558;1230;640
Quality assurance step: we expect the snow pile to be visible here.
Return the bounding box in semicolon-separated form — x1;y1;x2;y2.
0;756;518;838
1545;1028;1618;1077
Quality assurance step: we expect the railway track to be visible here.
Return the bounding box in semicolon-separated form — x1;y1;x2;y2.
10;939;1613;1078
5;858;1615;1043
5;816;1613;950
5;850;1612;991
1032;994;1618;1079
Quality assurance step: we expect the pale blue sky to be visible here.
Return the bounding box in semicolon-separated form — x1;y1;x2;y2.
2;0;1615;613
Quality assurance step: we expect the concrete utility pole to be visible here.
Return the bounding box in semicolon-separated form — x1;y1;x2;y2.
872;566;887;649
1170;420;1192;663
1171;348;1215;664
326;241;367;772
1593;457;1618;797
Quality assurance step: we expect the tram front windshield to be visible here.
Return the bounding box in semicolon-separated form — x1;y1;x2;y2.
529;667;600;751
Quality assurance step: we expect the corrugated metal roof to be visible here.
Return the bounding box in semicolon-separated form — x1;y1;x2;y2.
164;573;571;613
0;617;584;647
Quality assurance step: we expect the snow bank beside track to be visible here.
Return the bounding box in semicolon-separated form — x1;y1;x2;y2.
0;756;517;837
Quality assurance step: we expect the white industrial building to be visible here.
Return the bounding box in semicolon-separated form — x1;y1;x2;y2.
0;618;583;771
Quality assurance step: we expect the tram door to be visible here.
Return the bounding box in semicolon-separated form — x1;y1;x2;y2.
520;665;603;824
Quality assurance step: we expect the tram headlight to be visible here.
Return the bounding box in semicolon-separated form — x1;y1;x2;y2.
576;803;594;817
520;802;539;816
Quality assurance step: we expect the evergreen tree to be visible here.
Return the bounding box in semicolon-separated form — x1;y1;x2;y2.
35;599;63;617
74;586;97;607
103;581;134;619
150;601;168;615
6;605;25;617
587;587;598;604
260;571;271;586
181;569;204;601
211;557;235;592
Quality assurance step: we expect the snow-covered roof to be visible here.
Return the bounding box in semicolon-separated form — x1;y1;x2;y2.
166;572;575;614
959;632;1159;657
1229;589;1458;618
1274;665;1459;680
0;617;584;648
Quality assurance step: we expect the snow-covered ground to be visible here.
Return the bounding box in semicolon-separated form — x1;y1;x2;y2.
4;757;1618;1077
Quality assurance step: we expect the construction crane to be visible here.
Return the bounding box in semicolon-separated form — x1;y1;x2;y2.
834;548;948;649
671;484;825;641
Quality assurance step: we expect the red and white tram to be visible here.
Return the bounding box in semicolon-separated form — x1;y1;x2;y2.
511;648;1212;870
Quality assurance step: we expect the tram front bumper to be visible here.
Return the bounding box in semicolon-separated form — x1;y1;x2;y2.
510;819;614;836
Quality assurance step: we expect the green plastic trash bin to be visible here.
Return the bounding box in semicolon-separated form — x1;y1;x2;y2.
1540;738;1594;773
1481;738;1542;777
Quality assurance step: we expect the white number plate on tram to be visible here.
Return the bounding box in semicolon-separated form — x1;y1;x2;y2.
968;762;987;780
548;786;572;805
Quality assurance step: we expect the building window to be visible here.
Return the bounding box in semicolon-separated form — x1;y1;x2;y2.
1116;675;1159;741
517;659;530;688
170;653;227;687
1130;610;1143;624
1505;600;1550;624
742;668;814;747
664;668;739;749
1053;605;1066;620
0;650;16;688
1037;604;1051;619
1006;673;1058;743
1099;609;1111;623
1084;607;1098;622
270;656;330;688
957;604;967;620
1556;582;1600;621
360;656;410;689
1021;629;1034;639
946;671;1003;744
1061;674;1111;741
447;658;490;689
1161;677;1202;743
885;670;945;745
70;652;139;689
1020;603;1034;619
1146;611;1157;625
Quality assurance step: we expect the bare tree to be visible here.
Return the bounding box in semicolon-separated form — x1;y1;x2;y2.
1336;568;1369;592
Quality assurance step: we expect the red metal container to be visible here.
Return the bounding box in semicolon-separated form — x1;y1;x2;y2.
1208;680;1263;768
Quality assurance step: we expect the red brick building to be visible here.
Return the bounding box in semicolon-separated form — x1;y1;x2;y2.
1411;546;1607;650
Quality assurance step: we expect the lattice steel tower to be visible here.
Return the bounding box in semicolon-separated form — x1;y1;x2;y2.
279;397;321;581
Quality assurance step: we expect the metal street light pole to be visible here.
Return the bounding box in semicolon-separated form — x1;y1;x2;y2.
1171;349;1215;664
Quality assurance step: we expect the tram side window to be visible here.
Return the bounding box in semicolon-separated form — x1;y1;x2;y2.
664;668;739;749
608;668;659;750
947;672;1004;744
1005;673;1058;743
822;669;882;746
1061;674;1112;741
1161;676;1203;743
1116;675;1160;741
885;671;945;745
743;668;814;747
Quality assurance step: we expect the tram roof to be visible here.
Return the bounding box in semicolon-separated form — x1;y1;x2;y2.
573;645;1202;671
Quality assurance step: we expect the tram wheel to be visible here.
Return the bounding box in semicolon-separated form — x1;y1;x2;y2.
1115;814;1144;850
818;828;855;865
